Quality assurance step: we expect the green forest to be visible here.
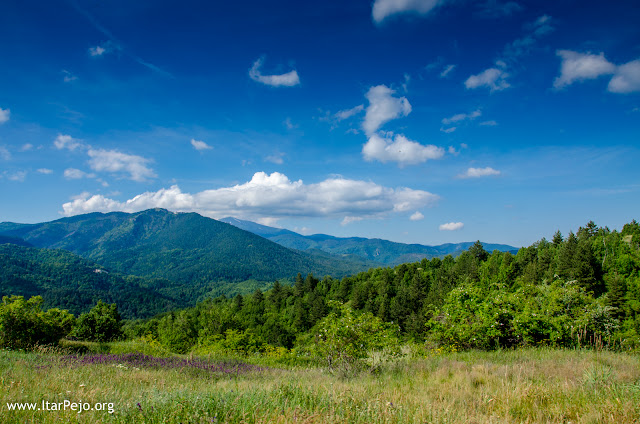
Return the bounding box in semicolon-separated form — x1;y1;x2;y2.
2;219;639;360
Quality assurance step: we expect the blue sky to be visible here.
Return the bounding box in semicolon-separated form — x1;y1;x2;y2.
0;0;639;247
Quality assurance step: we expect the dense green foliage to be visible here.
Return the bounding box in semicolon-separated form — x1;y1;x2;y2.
221;216;517;265
71;300;123;342
126;220;640;354
0;243;184;318
0;296;74;348
0;209;370;287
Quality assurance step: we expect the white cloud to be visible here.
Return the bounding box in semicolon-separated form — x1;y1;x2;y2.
61;171;439;222
480;120;498;126
553;50;616;89
64;168;95;179
249;58;300;87
439;222;464;231
410;211;424;221
608;59;640;93
54;134;84;151
87;148;156;182
283;117;298;129
341;216;364;226
465;67;510;91
440;127;456;133
88;46;106;56
439;64;456;78
8;171;27;182
372;0;442;24
265;152;285;164
62;70;78;83
448;146;459;155
0;146;10;160
442;109;481;125
37;168;53;174
362;132;444;166
20;143;33;151
362;85;412;136
335;104;365;121
459;167;501;178
190;139;212;151
0;108;10;124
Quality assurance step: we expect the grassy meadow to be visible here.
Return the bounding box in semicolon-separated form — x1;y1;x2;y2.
1;345;639;423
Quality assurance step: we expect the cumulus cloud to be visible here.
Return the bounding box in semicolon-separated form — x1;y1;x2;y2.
64;168;95;179
362;132;444;166
362;85;412;136
88;45;106;57
372;0;442;24
191;139;212;151
465;67;510;91
335;104;365;121
410;211;424;221
54;134;84;151
265;152;285;165
553;50;616;89
608;59;640;93
61;171;439;222
439;222;464;231
458;167;501;178
0;107;10;124
37;168;53;174
249;58;300;87
440;127;456;134
442;109;481;125
87;148;156;182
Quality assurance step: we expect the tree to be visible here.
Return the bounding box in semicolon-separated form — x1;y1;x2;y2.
72;300;122;342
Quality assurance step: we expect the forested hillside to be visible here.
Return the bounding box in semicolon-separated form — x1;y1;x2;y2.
127;220;640;353
0;243;185;318
0;209;370;286
220;216;518;265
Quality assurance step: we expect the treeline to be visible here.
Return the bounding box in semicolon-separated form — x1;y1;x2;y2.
0;296;122;349
124;220;640;353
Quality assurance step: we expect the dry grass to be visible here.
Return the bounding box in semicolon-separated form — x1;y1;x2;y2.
1;348;639;423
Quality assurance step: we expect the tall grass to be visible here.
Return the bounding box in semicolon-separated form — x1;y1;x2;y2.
1;347;639;423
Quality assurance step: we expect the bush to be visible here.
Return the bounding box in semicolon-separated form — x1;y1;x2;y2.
72;300;123;342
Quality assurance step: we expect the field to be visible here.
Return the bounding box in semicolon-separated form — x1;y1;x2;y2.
1;347;639;423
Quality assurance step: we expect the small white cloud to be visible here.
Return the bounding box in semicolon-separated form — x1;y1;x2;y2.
459;167;501;178
62;70;78;83
37;168;53;174
0;146;10;160
448;146;459;155
362;85;412;136
20;143;33;151
265;152;285;165
283;117;298;130
0;107;10;124
410;211;424;221
363;132;444;166
553;50;616;89
64;168;95;179
88;45;106;56
608;59;640;93
191;139;212;151
342;216;364;226
54;134;84;151
8;171;27;182
465;68;510;91
439;221;464;231
442;109;481;125
334;104;365;121
249;58;300;87
87;148;155;182
439;64;456;78
440;127;456;133
372;0;442;24
479;120;498;126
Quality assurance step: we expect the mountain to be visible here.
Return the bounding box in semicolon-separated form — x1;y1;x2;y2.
219;217;519;266
0;243;184;318
0;209;370;287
